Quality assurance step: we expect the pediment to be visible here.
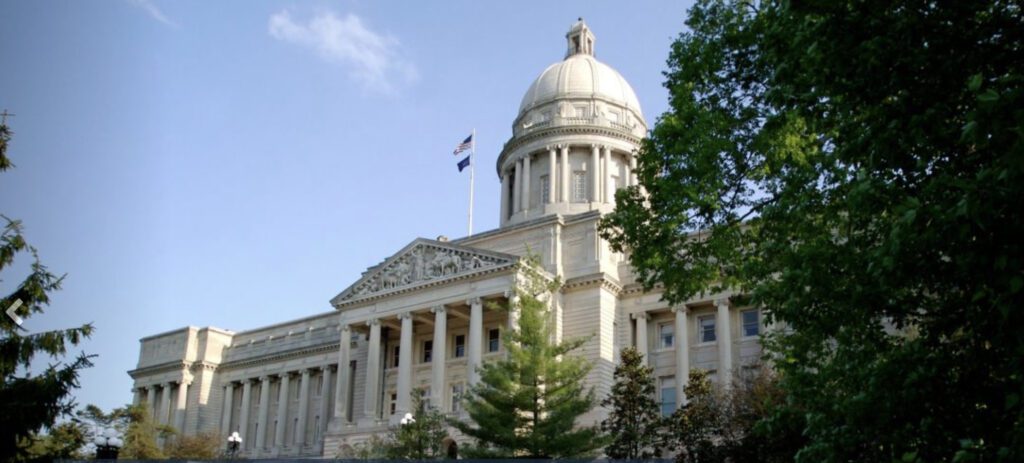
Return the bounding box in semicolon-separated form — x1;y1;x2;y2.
331;238;518;307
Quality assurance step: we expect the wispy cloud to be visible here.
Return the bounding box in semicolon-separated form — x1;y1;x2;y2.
125;0;178;28
268;9;417;95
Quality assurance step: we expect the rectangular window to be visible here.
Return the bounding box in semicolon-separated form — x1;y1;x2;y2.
451;383;464;413
393;345;401;368
488;328;500;352
659;322;674;349
389;392;397;415
573;171;587;202
541;175;551;203
454;334;466;358
742;310;760;337
423;340;433;363
420;388;431;410
660;377;676;417
699;316;717;343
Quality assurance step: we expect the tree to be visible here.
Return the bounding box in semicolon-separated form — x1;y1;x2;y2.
600;1;1024;461
366;388;450;460
600;347;664;459
667;370;723;463
166;432;222;459
119;404;169;459
452;257;604;458
14;421;87;463
0;117;95;461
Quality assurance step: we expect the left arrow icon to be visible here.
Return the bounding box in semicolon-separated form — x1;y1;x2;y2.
6;299;25;329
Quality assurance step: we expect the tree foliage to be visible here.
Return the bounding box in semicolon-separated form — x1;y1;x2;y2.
166;432;222;459
119;404;170;460
600;347;664;459
365;389;450;460
600;1;1024;461
452;257;604;458
0;118;95;461
14;421;87;463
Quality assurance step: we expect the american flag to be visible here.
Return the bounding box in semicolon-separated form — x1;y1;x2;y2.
453;134;473;155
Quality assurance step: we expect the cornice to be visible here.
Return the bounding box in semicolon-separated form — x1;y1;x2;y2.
561;272;623;295
333;262;516;309
217;341;340;371
127;360;191;379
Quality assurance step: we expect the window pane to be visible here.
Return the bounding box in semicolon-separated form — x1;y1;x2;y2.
488;329;500;352
660;323;674;349
573;172;587;202
660;377;676;417
742;310;759;337
424;340;433;363
455;335;466;358
700;317;717;343
541;175;550;203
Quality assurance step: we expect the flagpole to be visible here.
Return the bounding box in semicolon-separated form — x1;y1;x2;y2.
468;128;475;237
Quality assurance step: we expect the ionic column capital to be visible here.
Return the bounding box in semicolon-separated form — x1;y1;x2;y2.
467;297;482;307
714;297;730;308
366;318;380;327
397;312;412;320
430;305;446;315
672;306;690;314
631;312;650;320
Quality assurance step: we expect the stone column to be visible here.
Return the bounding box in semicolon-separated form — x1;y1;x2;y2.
430;306;447;409
254;376;271;452
467;297;483;385
512;159;522;213
132;388;141;406
560;145;570;202
716;299;733;388
632;312;649;362
334;325;351;421
273;373;290;450
507;290;520;330
363;319;382;421
146;386;157;416
174;380;189;433
673;307;690;408
522;155;531;213
547;146;557;204
395;313;414;417
317;366;333;441
500;172;510;221
221;382;235;435
159;382;173;425
238;379;252;448
590;145;600;201
629;155;638;187
603;146;613;202
295;369;311;446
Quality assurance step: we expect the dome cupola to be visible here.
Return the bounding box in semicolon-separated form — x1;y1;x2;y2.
496;19;647;228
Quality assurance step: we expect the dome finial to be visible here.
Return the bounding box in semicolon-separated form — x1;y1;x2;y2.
565;18;595;58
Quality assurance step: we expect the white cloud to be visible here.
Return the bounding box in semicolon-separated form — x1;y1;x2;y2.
268;9;417;95
125;0;178;28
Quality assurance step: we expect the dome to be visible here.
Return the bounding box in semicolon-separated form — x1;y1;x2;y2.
516;19;643;120
518;54;643;119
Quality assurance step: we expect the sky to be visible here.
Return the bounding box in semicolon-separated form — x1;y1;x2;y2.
0;0;693;413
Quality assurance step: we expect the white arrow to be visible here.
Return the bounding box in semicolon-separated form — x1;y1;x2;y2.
6;299;24;328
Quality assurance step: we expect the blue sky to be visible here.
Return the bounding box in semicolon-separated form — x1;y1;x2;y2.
0;0;692;413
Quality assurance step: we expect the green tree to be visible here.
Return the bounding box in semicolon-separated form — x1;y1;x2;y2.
119;403;170;459
166;432;222;459
667;370;722;463
600;1;1024;461
452;257;604;458
14;421;87;463
373;388;450;460
0;117;95;461
600;347;664;459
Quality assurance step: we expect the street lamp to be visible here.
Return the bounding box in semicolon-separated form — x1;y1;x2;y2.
226;431;242;458
400;412;415;425
93;427;123;460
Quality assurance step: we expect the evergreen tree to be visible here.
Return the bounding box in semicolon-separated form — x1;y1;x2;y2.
0;117;95;461
119;404;169;459
452;257;604;458
668;370;722;463
376;388;450;460
601;347;664;459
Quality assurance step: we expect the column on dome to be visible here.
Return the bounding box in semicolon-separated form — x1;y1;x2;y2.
632;312;649;363
363;319;382;421
334;325;352;422
238;379;252;448
467;298;484;385
430;306;448;409
255;376;272;452
395;313;414;417
673;306;689;408
221;382;235;435
603;146;613;202
560;145;570;202
590;145;600;201
296;369;311;446
273;373;290;449
547;146;557;204
522;155;531;213
512;159;522;213
174;379;189;433
630;155;638;187
500;172;510;220
716;299;733;388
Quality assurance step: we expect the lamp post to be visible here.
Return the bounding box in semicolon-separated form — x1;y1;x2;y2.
93;427;123;460
226;431;242;459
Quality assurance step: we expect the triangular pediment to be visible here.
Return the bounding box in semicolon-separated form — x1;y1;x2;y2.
331;238;519;307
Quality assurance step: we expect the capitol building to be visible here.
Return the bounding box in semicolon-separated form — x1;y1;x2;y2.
128;20;764;458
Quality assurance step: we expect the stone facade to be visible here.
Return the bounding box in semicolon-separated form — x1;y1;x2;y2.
127;19;763;458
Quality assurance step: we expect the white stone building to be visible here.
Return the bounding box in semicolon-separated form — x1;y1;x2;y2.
128;19;763;458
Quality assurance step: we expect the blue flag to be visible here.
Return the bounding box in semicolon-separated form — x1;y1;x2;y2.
457;156;471;172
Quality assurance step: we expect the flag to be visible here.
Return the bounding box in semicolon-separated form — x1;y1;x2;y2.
453;134;473;155
457;156;471;172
